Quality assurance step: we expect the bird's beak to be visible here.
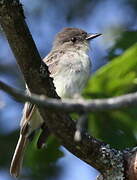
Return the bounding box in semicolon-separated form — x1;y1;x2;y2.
86;33;102;40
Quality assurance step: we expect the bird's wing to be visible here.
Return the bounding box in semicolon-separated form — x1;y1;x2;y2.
20;88;36;129
20;51;60;132
43;49;65;77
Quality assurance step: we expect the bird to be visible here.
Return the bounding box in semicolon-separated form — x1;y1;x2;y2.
10;27;101;177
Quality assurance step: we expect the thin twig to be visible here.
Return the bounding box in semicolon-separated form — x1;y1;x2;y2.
0;80;137;113
74;112;88;141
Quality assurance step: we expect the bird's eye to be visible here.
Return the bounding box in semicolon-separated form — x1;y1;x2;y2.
71;37;77;42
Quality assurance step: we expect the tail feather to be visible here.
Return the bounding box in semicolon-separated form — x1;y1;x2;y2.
10;135;28;177
10;101;43;177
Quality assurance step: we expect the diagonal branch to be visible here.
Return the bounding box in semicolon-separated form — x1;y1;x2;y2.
0;80;137;113
0;0;133;179
0;0;106;172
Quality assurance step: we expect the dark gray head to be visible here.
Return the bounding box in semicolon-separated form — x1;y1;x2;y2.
53;27;101;49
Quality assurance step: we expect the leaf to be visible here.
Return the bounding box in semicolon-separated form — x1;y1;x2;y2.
24;133;64;178
84;43;137;149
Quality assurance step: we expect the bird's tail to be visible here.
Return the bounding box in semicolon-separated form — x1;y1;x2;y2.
10;134;28;177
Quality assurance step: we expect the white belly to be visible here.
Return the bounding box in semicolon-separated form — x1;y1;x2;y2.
53;51;91;98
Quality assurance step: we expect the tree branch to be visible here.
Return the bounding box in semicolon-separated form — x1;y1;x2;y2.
0;0;106;172
0;80;137;113
0;0;136;179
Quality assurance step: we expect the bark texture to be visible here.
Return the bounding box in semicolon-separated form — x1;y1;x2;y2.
0;0;137;179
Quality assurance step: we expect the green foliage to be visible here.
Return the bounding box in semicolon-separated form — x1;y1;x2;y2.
24;133;64;179
83;43;137;149
109;31;137;59
0;130;63;179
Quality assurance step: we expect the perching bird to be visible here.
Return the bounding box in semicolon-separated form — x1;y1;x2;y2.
10;27;101;177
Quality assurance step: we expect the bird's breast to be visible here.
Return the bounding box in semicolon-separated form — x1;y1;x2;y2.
53;50;91;98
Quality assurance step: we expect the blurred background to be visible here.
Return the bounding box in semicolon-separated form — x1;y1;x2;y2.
0;0;137;179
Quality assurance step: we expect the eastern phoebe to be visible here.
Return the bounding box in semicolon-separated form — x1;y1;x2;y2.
10;27;101;177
